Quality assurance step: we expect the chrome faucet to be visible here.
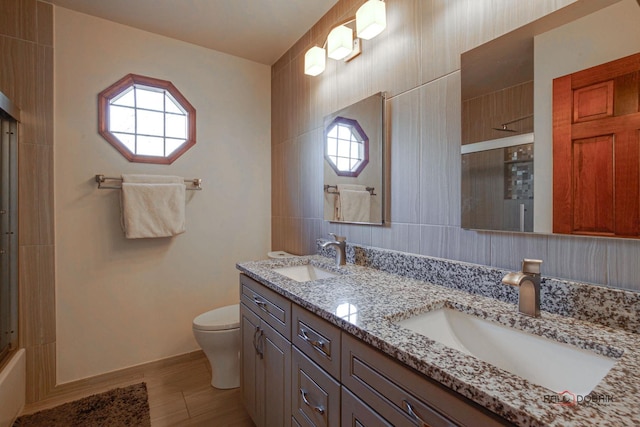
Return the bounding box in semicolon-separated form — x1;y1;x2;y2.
502;259;543;318
320;233;346;266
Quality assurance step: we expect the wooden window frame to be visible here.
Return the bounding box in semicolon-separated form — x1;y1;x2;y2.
324;116;370;178
98;74;196;165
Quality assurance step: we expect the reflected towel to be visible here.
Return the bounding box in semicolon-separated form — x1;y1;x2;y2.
121;174;186;239
337;184;370;222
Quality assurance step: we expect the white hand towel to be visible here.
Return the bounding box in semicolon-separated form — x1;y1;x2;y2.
337;184;370;222
122;174;184;184
121;175;186;239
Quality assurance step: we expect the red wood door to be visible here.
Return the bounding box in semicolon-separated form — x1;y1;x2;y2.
553;52;640;237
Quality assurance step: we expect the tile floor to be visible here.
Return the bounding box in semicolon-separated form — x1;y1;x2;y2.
20;352;254;426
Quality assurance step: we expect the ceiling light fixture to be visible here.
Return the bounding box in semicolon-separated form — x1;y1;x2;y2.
304;0;386;76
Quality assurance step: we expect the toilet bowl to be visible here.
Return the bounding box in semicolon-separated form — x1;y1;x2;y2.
192;304;240;389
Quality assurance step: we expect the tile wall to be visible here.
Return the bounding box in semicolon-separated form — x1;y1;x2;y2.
270;0;640;292
0;0;55;402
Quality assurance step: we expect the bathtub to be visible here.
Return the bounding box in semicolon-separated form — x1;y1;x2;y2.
0;349;25;427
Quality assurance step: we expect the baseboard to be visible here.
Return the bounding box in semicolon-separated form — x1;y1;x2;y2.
44;350;205;402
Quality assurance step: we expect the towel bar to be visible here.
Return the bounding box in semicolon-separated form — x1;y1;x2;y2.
324;184;376;196
95;174;202;190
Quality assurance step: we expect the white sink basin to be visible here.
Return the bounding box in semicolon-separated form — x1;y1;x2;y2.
273;264;338;282
396;308;618;396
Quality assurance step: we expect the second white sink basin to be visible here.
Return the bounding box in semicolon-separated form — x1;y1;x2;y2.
396;308;618;396
273;264;338;282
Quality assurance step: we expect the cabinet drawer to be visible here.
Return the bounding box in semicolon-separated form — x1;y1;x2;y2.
292;347;340;427
342;334;513;427
342;386;392;427
240;274;291;340
292;305;341;379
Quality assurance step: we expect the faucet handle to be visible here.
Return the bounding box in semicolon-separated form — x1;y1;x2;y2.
328;233;346;242
521;258;542;275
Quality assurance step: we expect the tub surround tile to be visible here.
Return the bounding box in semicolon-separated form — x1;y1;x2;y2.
238;247;640;426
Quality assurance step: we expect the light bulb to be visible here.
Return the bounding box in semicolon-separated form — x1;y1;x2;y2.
327;25;353;60
356;0;386;40
304;46;326;76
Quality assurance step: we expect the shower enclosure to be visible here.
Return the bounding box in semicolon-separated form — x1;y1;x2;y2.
0;91;18;365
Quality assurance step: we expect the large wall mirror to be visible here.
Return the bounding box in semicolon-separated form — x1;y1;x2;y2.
461;0;640;234
323;92;386;225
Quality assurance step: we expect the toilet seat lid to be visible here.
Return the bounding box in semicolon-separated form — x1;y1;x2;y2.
193;304;240;331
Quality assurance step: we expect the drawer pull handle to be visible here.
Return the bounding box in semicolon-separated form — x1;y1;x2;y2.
253;296;268;311
300;329;327;354
300;389;325;415
402;400;429;427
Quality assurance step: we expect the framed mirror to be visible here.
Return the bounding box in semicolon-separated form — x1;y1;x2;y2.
323;92;386;225
461;0;640;234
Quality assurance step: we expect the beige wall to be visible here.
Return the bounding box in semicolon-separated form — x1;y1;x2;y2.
54;8;271;383
271;0;640;292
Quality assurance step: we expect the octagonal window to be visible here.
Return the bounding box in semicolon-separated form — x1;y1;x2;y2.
324;116;369;177
98;74;196;164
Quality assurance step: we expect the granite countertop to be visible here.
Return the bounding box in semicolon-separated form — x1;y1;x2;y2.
237;254;640;427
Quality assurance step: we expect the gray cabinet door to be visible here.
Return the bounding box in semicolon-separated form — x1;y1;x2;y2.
341;387;392;427
241;303;261;425
262;319;292;427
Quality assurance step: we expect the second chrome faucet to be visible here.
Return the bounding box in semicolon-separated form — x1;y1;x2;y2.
321;233;347;266
502;259;543;317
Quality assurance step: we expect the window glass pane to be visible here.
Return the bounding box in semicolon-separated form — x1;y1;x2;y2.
109;105;135;133
351;141;361;159
137;135;165;156
112;87;135;107
135;87;164;111
337;157;350;171
337;124;351;141
166;114;187;139
137;110;164;137
165;94;185;114
327;125;338;139
337;139;350;157
326;137;337;156
112;132;136;153
166;138;185;156
350;158;360;170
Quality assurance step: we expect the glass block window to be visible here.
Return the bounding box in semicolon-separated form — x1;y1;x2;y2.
98;74;196;164
324;116;369;177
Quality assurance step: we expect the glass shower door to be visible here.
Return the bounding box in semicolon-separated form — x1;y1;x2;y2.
0;107;18;363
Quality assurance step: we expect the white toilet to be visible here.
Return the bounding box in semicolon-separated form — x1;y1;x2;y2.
192;252;295;389
192;304;240;389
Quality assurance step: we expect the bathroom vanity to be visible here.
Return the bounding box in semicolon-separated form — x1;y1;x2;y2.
237;246;640;426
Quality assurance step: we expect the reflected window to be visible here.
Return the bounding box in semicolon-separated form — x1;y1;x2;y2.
335;302;358;324
98;74;196;164
324;116;369;177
